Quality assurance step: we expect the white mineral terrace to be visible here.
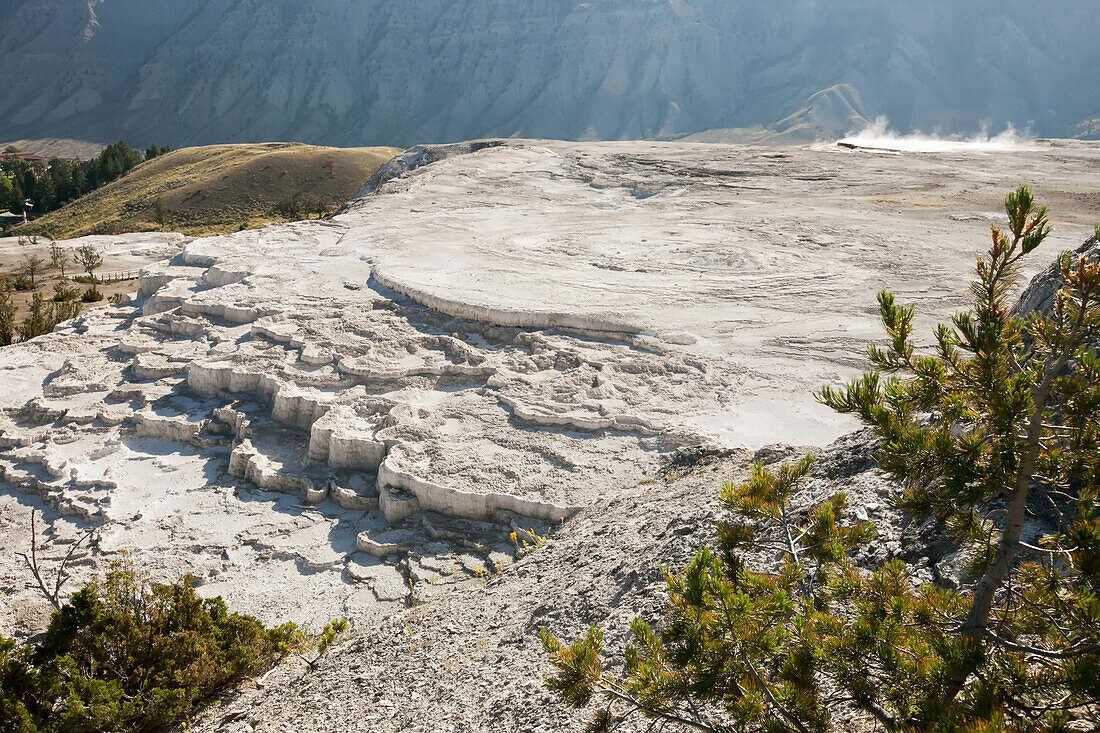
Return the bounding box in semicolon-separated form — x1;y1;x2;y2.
1;139;1097;634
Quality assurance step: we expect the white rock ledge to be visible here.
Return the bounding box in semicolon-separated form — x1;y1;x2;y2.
371;268;641;335
308;406;385;471
376;449;581;524
187;362;334;430
498;393;657;434
228;440;327;503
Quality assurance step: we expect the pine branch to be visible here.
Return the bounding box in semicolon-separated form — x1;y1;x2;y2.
742;660;813;733
982;628;1100;659
592;678;718;733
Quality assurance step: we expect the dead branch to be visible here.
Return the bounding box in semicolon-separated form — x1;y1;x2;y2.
15;509;96;611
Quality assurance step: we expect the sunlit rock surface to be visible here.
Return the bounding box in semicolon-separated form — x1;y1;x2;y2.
2;139;1098;636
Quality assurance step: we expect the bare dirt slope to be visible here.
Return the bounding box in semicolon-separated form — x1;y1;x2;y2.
18;143;399;238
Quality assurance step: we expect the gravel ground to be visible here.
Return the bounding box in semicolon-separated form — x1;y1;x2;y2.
183;432;921;733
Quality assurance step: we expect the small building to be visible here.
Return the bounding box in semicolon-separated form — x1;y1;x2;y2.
0;151;46;163
0;210;25;231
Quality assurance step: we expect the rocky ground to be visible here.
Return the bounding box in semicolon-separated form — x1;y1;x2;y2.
1;139;1098;729
177;436;828;732
181;429;973;733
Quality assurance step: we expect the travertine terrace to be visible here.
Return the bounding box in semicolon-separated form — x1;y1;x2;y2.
2;139;1098;636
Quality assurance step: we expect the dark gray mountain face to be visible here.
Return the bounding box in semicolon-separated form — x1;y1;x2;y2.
2;0;1097;147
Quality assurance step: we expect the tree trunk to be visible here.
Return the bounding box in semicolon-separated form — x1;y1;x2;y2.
941;331;1077;704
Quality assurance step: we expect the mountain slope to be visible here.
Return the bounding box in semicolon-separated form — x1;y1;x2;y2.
17;143;399;237
680;83;871;144
1;0;1097;147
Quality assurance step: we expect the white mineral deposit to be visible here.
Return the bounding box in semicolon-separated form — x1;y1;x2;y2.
2;140;1098;646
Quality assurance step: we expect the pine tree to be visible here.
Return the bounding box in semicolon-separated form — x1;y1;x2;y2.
20;253;44;288
542;187;1100;731
17;292;54;341
74;244;103;298
144;144;172;160
71;164;87;197
11;177;24;215
33;169;55;211
20;170;34;206
817;188;1100;724
0;175;13;212
153;197;168;226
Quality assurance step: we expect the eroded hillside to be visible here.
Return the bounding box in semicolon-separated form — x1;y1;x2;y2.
1;1;1098;146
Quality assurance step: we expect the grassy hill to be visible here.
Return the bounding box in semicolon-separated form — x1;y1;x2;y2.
18;143;400;238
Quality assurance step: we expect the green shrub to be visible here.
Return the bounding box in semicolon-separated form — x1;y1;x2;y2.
11;274;33;291
51;280;79;303
72;275;101;285
0;280;14;346
276;192;327;220
152;197;168;226
81;288;104;303
0;568;303;733
17;293;55;341
14;291;80;341
52;299;81;323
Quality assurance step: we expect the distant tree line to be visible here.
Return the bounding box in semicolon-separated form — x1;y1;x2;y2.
0;140;172;219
